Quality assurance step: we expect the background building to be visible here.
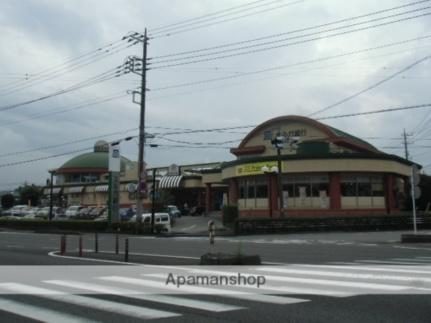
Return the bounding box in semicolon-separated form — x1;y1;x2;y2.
43;116;418;217
221;115;417;217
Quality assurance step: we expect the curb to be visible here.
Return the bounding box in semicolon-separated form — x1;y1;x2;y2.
401;234;431;243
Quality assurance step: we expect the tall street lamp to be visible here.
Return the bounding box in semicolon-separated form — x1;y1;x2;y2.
261;165;279;218
271;135;285;217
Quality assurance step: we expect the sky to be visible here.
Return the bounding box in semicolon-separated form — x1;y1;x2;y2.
0;0;430;190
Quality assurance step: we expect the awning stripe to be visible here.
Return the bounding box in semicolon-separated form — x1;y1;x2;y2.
67;186;84;194
94;185;109;192
159;175;183;189
43;187;62;195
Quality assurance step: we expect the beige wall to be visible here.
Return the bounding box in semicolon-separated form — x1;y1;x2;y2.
222;158;411;180
202;172;223;184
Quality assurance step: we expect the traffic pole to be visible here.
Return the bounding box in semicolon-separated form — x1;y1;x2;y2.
79;235;83;257
95;232;98;253
60;235;66;255
115;231;119;255
125;238;129;262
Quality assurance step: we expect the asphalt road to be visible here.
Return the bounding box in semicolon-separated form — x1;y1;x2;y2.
0;229;430;322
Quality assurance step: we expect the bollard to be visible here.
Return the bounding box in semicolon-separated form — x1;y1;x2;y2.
79;235;83;257
115;232;119;255
60;235;66;255
124;238;129;262
95;232;98;253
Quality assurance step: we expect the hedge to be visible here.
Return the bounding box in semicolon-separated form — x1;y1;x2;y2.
0;218;154;233
234;214;431;234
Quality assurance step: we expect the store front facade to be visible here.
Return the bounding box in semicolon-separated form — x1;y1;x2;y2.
221;115;416;217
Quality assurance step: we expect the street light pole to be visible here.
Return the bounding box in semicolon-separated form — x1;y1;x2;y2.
276;147;284;217
49;170;54;221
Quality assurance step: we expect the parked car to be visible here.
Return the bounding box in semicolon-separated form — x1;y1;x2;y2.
65;205;83;219
166;205;181;219
119;207;135;221
9;205;30;217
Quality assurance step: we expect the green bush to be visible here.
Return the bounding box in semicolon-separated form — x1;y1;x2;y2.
223;205;239;227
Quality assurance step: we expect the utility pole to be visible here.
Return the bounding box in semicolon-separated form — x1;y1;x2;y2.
403;128;410;160
125;30;149;223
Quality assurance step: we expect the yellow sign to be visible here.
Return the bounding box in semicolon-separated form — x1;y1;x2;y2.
235;161;278;176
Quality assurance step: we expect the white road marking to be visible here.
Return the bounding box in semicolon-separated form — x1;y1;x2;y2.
255;267;431;284
44;280;243;312
0;297;93;323
0;283;179;320
142;273;351;297
183;268;409;291
48;251;140;265
355;260;431;265
301;264;431;275
392;258;431;263
99;276;310;304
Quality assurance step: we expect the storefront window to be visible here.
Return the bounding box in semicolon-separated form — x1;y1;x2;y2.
283;174;329;198
341;175;383;197
238;177;268;202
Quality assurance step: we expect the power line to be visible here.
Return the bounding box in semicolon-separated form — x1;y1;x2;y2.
149;35;431;92
150;9;431;68
0;41;135;97
0;93;128;128
151;0;431;60
149;0;303;37
0;128;139;158
308;55;431;117
149;0;274;32
0;64;130;113
316;103;431;120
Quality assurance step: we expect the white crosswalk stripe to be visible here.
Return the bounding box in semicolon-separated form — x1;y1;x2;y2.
0;283;180;320
0;297;94;323
0;258;430;321
44;279;244;312
99;275;310;304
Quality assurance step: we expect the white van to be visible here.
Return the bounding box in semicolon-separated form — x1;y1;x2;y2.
141;212;171;232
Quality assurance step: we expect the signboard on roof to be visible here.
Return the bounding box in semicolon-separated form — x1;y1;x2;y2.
235;161;278;176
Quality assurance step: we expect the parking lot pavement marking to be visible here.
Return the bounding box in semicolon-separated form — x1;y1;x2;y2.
99;275;310;305
0;297;93;323
0;283;180;320
44;280;244;313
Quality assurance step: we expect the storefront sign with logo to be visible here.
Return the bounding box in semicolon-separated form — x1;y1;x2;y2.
235;161;278;176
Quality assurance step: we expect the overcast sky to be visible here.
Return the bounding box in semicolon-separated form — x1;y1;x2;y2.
0;0;430;190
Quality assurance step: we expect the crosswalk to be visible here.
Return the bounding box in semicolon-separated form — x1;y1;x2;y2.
0;256;430;322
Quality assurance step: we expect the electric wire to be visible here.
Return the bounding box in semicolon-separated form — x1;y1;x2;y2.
150;0;305;38
308;54;431;117
0;40;134;96
148;0;276;32
150;9;431;68
0;65;130;112
0;92;128;128
149;35;431;92
151;1;431;61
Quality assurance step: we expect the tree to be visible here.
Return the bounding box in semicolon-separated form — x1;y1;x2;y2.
1;193;15;209
18;185;42;207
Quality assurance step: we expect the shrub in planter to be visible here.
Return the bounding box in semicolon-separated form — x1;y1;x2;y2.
223;205;238;227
